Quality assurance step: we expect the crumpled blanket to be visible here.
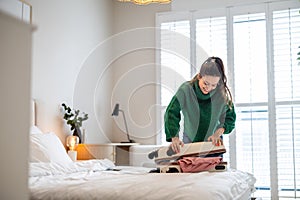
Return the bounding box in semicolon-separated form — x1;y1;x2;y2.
177;157;222;173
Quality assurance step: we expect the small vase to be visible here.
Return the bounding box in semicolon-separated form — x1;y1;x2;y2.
73;127;82;144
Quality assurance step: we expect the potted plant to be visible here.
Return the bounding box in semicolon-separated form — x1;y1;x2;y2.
61;103;88;143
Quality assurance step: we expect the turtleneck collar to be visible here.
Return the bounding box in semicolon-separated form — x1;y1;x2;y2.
193;79;217;100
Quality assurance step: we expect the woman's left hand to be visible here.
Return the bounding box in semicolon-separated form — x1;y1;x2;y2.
208;128;225;146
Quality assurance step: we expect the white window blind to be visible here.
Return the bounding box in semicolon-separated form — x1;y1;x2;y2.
233;12;271;198
273;8;300;198
196;16;227;65
233;13;268;104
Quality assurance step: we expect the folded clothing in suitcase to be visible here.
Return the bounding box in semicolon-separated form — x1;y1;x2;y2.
158;161;228;173
148;142;226;165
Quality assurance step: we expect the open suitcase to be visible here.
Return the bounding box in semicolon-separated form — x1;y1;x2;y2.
148;142;227;173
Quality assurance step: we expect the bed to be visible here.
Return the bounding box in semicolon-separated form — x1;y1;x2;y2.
28;126;256;200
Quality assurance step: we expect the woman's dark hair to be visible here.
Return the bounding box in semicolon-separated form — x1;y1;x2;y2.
190;56;233;108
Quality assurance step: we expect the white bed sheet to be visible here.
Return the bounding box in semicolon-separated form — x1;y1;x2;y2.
29;159;256;200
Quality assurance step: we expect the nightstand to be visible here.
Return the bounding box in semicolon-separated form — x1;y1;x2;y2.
77;143;139;165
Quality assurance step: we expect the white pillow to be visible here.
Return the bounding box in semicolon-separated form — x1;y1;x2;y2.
30;126;43;135
30;132;72;165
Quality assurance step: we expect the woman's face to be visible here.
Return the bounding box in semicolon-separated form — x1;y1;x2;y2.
198;75;220;94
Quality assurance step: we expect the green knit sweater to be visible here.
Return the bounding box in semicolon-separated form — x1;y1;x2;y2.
164;80;236;142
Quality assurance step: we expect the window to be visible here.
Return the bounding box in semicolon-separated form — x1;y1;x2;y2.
273;7;300;198
156;1;300;199
233;12;271;196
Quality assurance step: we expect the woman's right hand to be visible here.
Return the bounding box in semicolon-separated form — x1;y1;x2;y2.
171;137;184;154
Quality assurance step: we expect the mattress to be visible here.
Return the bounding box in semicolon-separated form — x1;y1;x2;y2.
29;159;256;200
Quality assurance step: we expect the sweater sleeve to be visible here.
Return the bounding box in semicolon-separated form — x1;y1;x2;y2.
164;96;182;142
218;102;236;135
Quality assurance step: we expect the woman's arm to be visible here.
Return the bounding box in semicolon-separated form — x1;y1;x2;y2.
164;96;182;142
208;103;236;145
222;103;236;134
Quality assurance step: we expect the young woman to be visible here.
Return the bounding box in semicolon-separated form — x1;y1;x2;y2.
164;56;236;153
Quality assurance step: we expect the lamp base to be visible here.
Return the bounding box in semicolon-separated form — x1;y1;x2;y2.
67;150;77;161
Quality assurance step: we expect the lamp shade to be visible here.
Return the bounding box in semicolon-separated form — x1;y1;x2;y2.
112;103;120;116
66;135;79;151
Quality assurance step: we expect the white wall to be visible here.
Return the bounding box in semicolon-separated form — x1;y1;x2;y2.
27;0;114;144
111;1;170;144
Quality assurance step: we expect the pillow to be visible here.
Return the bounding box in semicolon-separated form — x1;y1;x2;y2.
30;126;43;135
30;132;72;165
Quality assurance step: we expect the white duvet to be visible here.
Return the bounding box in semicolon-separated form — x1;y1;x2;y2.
29;159;256;200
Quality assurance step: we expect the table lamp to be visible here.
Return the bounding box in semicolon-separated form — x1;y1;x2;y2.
112;103;135;143
66;135;79;161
